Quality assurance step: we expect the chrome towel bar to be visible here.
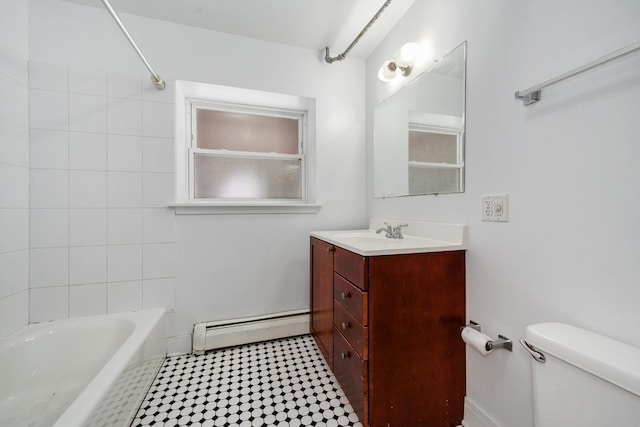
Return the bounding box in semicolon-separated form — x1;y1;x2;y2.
515;41;640;106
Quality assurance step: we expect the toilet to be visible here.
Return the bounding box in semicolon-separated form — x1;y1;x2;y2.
523;322;640;426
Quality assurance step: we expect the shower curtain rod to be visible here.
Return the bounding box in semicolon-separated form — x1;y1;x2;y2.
100;0;166;90
325;0;393;63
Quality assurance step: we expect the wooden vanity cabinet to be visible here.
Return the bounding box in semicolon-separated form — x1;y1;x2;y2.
310;237;335;367
310;237;466;427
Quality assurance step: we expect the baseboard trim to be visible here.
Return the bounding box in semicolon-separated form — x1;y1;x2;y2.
462;397;502;427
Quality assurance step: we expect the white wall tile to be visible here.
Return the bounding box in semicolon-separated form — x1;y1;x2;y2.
143;101;174;137
107;208;142;244
30;247;68;288
142;277;175;310
143;172;174;207
0;209;28;253
69;283;106;317
107;97;142;135
69;170;107;208
0;164;28;208
69;208;107;246
1;73;28;126
30;129;68;169
28;61;68;92
107;280;142;313
30;286;68;323
107;134;142;172
108;171;142;208
69;93;106;133
142;208;175;243
0;0;27;58
143;242;175;279
0;249;28;298
69;245;106;285
142;136;174;173
0;50;28;87
107;73;142;99
3;1;28;336
0;117;29;168
30;169;68;208
69;68;106;96
0;291;28;337
142;80;174;103
107;244;142;282
164;311;176;338
29;89;68;130
30;209;68;248
69;131;107;170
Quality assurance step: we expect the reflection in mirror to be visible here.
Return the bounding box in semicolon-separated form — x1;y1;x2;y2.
373;42;466;198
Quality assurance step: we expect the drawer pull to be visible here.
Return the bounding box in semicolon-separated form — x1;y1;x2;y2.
326;246;334;253
341;351;351;360
341;322;350;330
340;292;351;300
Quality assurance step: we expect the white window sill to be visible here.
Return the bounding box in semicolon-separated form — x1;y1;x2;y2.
170;203;322;215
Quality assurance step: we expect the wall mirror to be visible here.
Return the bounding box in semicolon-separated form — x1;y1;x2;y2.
373;41;466;198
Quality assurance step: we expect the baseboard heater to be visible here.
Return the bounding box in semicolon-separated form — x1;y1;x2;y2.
192;309;310;355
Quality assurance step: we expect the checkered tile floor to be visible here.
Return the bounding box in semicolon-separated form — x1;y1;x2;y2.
131;334;363;426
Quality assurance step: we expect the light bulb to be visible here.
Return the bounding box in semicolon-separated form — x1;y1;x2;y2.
378;60;398;82
394;42;420;68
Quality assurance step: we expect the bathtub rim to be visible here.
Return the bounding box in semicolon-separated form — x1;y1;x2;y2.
51;308;167;427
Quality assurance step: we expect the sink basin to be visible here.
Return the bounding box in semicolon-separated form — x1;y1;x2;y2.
311;221;467;256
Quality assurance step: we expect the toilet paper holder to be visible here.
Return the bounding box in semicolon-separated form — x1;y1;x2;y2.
461;321;513;352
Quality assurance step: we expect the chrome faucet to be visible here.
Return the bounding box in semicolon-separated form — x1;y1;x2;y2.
375;222;408;239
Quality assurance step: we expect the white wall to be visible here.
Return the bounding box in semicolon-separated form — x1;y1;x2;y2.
366;1;640;426
28;0;367;352
0;0;29;336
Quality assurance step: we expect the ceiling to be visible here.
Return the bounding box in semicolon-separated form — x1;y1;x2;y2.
62;0;415;59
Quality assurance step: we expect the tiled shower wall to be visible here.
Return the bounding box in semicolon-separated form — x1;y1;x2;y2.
0;51;29;336
27;61;177;328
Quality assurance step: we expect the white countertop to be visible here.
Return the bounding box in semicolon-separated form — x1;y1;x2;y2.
311;219;467;256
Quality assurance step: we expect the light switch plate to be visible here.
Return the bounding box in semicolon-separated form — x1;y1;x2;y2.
481;194;509;222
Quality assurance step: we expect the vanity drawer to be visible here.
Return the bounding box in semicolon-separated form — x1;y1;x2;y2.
334;331;368;425
333;273;368;326
334;302;368;360
334;247;368;291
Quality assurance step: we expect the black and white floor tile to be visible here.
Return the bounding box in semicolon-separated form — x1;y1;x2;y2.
131;334;363;426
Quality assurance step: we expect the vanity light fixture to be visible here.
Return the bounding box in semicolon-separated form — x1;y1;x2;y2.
378;42;421;82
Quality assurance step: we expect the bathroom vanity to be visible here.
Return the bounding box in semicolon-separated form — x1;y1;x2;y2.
310;220;467;427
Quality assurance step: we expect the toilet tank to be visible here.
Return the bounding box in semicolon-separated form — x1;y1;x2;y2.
525;322;640;427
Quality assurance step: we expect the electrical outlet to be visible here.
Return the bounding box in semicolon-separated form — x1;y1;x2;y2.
481;194;509;222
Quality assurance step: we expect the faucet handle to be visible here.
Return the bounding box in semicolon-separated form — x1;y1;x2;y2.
392;223;408;239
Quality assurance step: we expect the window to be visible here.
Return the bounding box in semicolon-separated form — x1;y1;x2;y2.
406;112;464;194
407;124;463;194
174;81;318;213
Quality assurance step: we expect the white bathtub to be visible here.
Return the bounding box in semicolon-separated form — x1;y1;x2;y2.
0;308;166;427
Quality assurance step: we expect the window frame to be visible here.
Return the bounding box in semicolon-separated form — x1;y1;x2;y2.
407;122;464;170
173;80;320;214
406;117;465;194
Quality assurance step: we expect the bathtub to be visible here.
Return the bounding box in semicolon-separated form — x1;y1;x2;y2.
0;308;166;427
